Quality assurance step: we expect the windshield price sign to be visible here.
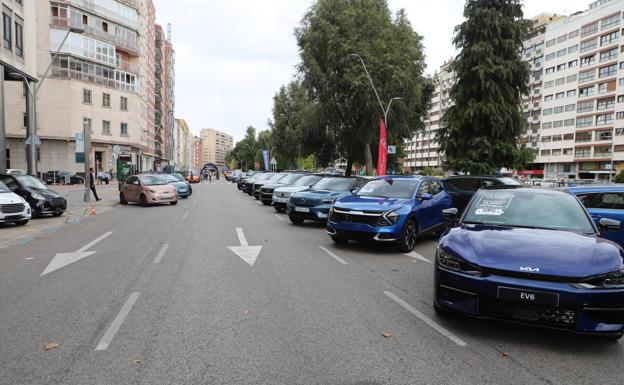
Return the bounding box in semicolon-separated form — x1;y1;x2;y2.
474;192;513;216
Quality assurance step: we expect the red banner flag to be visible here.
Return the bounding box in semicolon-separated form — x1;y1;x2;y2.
377;118;387;176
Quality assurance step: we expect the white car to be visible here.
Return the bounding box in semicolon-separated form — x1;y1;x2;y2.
272;174;324;212
0;181;31;226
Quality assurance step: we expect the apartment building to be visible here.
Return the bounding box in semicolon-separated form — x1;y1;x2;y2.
193;136;201;170
200;128;233;169
174;118;192;172
404;60;453;170
0;0;36;172
525;0;624;180
163;24;174;166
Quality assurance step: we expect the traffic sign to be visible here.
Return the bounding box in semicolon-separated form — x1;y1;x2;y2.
25;135;42;145
270;156;277;165
387;145;396;154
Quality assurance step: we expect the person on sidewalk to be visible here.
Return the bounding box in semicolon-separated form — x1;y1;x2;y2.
89;167;101;201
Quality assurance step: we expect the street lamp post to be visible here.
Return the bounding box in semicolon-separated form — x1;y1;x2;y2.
9;26;84;177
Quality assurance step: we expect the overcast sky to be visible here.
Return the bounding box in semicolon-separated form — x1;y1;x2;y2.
154;0;590;142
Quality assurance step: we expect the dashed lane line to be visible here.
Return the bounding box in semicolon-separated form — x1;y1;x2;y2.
319;245;348;265
95;292;141;351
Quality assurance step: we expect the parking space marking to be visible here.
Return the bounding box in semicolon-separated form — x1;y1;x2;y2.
181;212;189;220
153;243;170;264
273;214;285;221
384;291;467;347
256;201;263;205
319;245;348;265
95;292;140;351
406;251;433;264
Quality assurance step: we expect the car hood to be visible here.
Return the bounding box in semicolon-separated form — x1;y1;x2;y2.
168;181;189;189
0;192;27;204
334;195;411;212
440;224;624;278
274;186;309;194
29;188;63;199
145;185;176;192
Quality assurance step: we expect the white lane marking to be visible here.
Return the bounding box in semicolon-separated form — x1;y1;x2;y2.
181;212;188;220
384;291;467;347
77;231;114;253
273;214;285;222
406;251;433;264
25;257;34;260
235;227;248;246
153;243;170;264
95;292;141;351
318;245;348;265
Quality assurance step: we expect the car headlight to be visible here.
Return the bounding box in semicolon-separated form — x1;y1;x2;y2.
321;198;336;204
587;268;624;288
31;193;45;200
328;206;334;216
383;210;400;224
436;248;483;276
149;189;157;193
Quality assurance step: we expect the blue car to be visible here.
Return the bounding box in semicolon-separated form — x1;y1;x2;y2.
567;184;624;247
327;176;452;252
287;177;370;224
164;174;192;198
435;187;624;339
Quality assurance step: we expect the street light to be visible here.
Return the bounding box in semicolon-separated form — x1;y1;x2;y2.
9;26;84;177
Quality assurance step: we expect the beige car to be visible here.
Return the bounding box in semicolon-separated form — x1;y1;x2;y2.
120;174;178;206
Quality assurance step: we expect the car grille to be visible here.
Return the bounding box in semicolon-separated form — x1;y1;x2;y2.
330;210;388;227
261;187;274;193
293;199;316;207
50;198;66;208
0;203;25;214
479;297;576;329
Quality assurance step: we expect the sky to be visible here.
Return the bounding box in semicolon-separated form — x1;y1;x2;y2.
153;0;590;142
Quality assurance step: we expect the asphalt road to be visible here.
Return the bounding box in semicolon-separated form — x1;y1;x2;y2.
0;180;622;385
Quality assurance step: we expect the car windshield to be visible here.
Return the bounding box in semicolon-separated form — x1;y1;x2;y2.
311;178;354;191
463;189;595;233
279;174;303;184
16;175;49;190
498;177;523;186
171;174;185;181
357;178;419;199
255;173;274;181
163;175;179;183
140;175;168;186
0;181;10;193
294;175;322;186
270;173;289;181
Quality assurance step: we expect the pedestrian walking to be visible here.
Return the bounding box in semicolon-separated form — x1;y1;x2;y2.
89;167;101;201
209;171;212;182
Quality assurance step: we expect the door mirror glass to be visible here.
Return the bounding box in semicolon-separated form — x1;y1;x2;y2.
599;217;621;231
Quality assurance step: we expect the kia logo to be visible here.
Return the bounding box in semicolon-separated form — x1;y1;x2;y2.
520;266;540;272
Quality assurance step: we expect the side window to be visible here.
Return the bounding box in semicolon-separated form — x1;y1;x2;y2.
460;178;482;191
430;181;443;195
0;176;18;191
443;179;459;191
577;193;599;208
481;179;497;188
598;193;624;210
417;181;431;196
125;176;136;185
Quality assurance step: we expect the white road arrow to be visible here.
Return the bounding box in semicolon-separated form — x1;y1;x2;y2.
227;228;262;266
41;231;114;276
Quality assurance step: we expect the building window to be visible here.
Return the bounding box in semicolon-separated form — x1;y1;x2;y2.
618;95;624;103
22;112;27;128
563;148;573;155
576;116;593;128
564;134;574;140
567;74;577;83
569;30;580;39
557;48;567;57
597;98;615;110
618;111;624;119
546;67;555;74
557;63;566;71
576;132;593;143
599;63;617;78
541;149;551;156
553;120;563;128
120;122;128;136
564;119;575;126
581;54;596;67
579;85;595;98
83;89;92;104
598;82;609;94
565;104;576;112
102;93;110;107
580;38;597;53
102;120;111;135
601;14;621;30
579;69;595;83
596;113;614;126
542;136;552;142
567;89;576;97
14;18;22;57
555;77;565;86
568;44;579;54
554;106;564;114
600;31;619;46
555;92;564;100
543;108;553;116
542;122;552;129
553;135;563;141
552;149;562;156
3;12;11;50
546;38;556;47
544;80;553;88
120;96;128;110
557;34;568;44
600;47;618;62
544;94;553;101
569;59;578;68
581;22;599;38
597;129;613;140
545;52;555;61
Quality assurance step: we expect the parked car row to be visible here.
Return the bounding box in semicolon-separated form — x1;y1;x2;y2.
235;171;624;340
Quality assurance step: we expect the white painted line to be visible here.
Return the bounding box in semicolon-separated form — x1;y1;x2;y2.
318;245;348;265
273;214;285;222
406;251;433;264
153;243;169;264
95;292;140;351
77;231;114;253
24;257;34;260
235;227;248;246
384;291;467;347
181;212;188;220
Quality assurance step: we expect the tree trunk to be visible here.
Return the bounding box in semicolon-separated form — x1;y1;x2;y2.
345;158;353;176
365;142;374;176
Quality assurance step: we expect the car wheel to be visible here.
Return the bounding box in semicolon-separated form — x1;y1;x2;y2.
52;212;63;217
139;194;148;207
14;219;29;226
397;219;419;253
170;201;178;205
262;200;271;205
602;333;623;341
288;212;304;224
331;231;349;245
274;205;283;212
120;192;128;205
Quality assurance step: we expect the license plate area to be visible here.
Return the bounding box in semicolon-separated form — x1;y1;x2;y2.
295;207;310;213
497;286;559;307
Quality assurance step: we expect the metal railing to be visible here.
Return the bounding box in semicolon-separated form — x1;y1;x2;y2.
50;16;139;54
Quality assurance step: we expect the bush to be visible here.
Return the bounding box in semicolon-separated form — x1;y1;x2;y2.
614;169;624;183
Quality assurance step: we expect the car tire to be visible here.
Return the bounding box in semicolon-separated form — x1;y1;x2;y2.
52;212;63;217
139;194;148;207
170;201;178;205
262;200;271;205
397;219;419;253
331;232;349;245
274;204;283;212
120;192;128;205
288;213;304;224
602;333;623;341
14;219;29;226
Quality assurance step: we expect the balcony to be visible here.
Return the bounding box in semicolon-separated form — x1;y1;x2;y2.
51;16;139;55
67;0;139;30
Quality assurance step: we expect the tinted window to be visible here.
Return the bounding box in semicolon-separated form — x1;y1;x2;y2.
15;175;48;190
311;178;354;191
464;190;595;233
498;177;523;186
357;179;418;199
430;180;444;195
294;175;322;186
482;179;498;188
140;175;167;186
0;176;18;190
417;180;431;195
581;192;624;210
0;181;10;193
459;178;482;191
125;176;137;184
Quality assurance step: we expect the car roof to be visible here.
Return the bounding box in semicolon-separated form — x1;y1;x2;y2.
480;186;571;196
566;184;624;193
374;175;423;180
443;175;512;180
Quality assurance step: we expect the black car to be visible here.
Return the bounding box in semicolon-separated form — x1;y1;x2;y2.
237;171;260;190
252;173;290;199
259;173;308;205
245;172;274;195
441;175;523;214
0;174;67;217
45;171;84;185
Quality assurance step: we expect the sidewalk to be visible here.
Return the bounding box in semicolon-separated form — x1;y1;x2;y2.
0;183;120;250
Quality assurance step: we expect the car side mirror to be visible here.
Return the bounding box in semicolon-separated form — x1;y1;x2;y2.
133;181;140;185
443;207;460;227
599;217;621;231
419;192;433;200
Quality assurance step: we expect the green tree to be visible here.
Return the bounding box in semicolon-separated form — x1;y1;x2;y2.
227;126;260;171
296;0;431;175
437;0;532;174
614;169;624;183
